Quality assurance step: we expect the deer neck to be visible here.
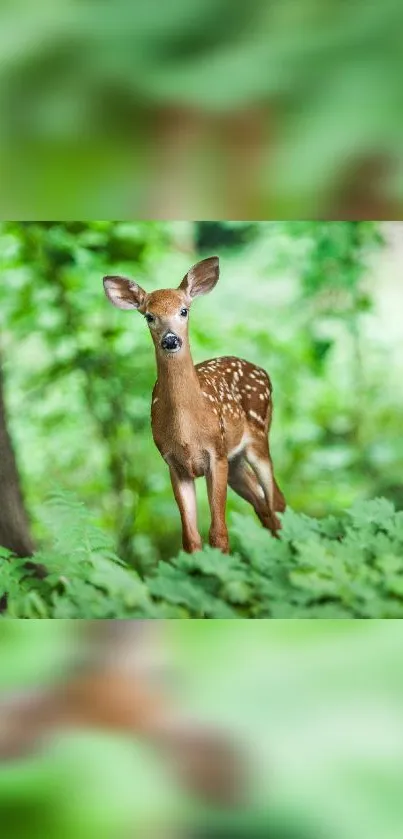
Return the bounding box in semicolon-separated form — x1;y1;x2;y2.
155;340;202;411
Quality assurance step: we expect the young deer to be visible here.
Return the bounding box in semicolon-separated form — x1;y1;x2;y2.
103;256;285;554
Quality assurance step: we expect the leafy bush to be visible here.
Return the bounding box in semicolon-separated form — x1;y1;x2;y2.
1;493;403;619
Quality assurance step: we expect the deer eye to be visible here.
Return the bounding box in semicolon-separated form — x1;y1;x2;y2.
180;308;188;318
145;313;154;324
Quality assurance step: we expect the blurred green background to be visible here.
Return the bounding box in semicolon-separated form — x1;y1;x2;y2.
0;0;402;217
1;620;403;839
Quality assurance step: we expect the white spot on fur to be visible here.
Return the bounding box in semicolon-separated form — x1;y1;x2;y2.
249;410;265;426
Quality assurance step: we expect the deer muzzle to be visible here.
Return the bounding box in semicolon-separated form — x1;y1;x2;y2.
161;332;182;352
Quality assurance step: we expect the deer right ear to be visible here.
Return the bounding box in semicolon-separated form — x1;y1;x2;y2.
179;256;219;300
103;276;147;311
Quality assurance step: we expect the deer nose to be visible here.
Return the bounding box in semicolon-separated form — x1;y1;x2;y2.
161;332;182;352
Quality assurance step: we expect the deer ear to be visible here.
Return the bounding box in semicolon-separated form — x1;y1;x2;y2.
103;276;146;311
179;256;219;300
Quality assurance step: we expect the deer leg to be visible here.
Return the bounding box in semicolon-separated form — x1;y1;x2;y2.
228;455;275;530
169;466;202;553
206;457;229;553
273;476;286;514
266;446;286;514
244;443;282;534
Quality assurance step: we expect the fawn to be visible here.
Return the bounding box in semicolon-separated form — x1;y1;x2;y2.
103;256;285;554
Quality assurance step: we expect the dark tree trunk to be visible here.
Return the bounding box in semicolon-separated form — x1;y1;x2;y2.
0;355;34;557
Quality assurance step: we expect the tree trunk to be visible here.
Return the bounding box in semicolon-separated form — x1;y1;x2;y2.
0;354;34;557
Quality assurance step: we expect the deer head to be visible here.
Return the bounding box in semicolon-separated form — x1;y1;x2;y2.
103;256;219;356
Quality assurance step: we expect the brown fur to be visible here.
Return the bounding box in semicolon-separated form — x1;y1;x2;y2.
103;257;286;554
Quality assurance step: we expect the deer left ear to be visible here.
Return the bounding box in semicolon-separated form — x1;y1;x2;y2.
179;256;219;300
103;275;147;311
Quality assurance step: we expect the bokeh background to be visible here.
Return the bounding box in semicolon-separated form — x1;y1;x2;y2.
1;620;403;839
0;0;403;218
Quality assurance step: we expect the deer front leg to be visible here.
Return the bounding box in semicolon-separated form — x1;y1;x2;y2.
206;457;229;553
169;466;202;553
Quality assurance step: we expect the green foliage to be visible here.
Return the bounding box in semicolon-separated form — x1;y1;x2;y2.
0;220;178;570
2;493;403;619
1;220;402;614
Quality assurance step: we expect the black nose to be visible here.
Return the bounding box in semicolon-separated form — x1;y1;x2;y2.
161;332;182;351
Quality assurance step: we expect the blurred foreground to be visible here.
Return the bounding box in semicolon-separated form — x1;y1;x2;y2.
1;620;403;838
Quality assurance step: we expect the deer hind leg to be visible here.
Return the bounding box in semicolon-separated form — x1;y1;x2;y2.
228;455;275;530
267;448;286;513
273;475;286;513
244;440;284;534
